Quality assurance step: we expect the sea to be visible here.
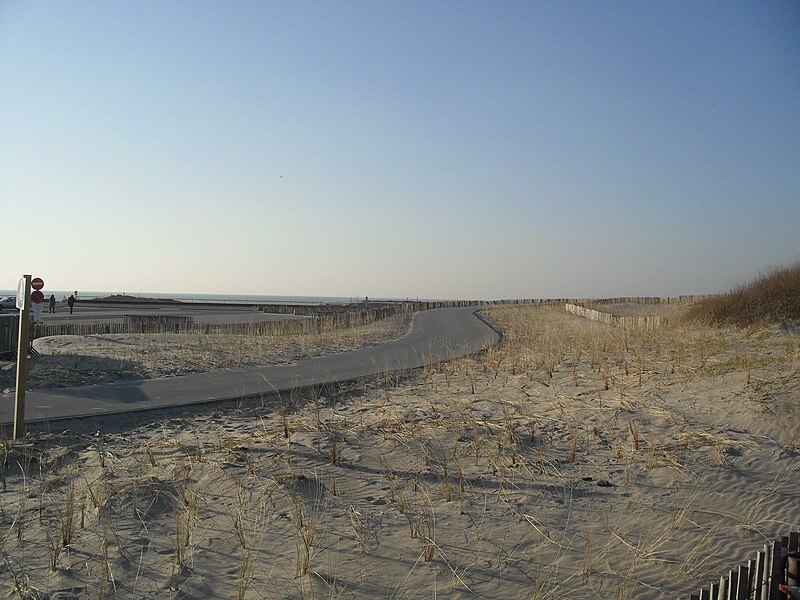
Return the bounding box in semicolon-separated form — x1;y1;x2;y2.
0;290;424;305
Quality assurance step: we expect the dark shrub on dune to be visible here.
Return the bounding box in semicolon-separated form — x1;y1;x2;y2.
686;262;800;326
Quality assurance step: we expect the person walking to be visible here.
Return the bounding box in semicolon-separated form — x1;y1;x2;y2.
48;294;56;313
67;294;76;315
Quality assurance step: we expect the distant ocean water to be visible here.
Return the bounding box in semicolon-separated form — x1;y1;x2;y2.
0;290;420;305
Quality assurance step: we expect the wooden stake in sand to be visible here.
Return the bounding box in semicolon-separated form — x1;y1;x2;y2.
14;274;31;440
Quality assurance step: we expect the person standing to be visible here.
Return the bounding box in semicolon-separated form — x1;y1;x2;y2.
48;294;56;313
67;294;76;314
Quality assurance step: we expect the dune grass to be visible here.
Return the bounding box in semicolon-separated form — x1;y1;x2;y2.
686;261;800;326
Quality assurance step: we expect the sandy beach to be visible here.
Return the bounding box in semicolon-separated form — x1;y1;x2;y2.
1;303;798;598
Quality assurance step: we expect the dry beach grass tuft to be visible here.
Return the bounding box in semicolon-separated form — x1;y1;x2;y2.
686;261;800;326
0;300;798;598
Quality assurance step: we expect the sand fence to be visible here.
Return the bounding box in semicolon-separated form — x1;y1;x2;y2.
27;307;401;339
3;297;689;350
684;532;799;600
565;302;669;328
3;301;498;350
0;314;17;355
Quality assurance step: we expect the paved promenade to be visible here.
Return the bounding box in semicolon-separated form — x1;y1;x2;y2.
0;307;499;426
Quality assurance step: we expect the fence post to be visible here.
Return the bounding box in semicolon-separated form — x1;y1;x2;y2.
729;569;739;599
711;582;720;599
14;274;32;440
769;539;783;600
763;543;773;600
755;549;767;600
736;564;750;599
747;559;756;599
718;575;728;600
788;532;799;590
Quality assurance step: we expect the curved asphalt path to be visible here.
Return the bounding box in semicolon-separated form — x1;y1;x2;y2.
0;307;499;426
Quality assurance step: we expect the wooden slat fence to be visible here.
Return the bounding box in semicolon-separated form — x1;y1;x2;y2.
27;301;545;340
582;295;714;305
0;314;18;355
123;315;194;330
564;303;669;328
261;296;712;315
16;296;713;342
29;306;419;340
684;532;799;600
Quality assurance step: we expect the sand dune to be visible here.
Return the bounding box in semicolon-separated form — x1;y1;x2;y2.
1;304;797;598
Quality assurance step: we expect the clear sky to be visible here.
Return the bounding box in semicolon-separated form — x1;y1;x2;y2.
1;1;798;300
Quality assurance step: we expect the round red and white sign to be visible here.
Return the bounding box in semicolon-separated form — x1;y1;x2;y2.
31;290;45;304
31;277;44;291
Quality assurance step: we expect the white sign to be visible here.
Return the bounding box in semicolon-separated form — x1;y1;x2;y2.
16;278;29;310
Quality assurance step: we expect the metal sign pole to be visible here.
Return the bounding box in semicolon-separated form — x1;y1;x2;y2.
14;274;31;440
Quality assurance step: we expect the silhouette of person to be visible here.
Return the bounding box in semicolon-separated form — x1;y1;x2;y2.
68;294;76;314
48;294;56;313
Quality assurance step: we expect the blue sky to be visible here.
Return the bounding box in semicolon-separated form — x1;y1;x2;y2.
1;1;798;299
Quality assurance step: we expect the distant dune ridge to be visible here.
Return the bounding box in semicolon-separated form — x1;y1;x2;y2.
97;294;180;303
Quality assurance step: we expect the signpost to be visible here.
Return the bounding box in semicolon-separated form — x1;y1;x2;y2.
31;289;45;323
16;277;29;310
31;277;45;322
14;274;32;439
